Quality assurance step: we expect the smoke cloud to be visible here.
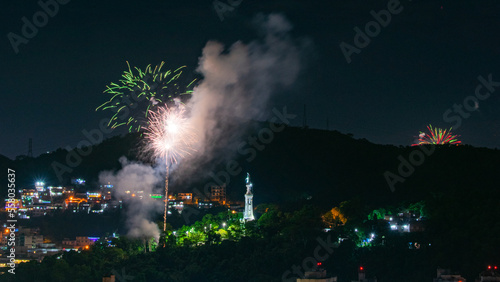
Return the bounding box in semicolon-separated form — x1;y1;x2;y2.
176;13;309;180
99;156;162;240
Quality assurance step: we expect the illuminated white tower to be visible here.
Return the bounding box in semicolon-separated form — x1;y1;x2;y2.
243;173;255;221
35;181;45;192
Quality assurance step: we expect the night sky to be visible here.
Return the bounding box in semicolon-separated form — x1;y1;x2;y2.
2;0;500;159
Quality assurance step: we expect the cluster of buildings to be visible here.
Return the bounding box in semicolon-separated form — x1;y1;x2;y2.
4;181;120;218
432;267;500;282
295;267;500;282
0;225;113;266
385;211;426;233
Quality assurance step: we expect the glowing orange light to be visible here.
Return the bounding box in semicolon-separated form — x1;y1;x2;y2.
85;245;89;249
489;266;492;270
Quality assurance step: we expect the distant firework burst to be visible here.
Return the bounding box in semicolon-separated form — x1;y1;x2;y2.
412;125;461;146
96;61;197;132
143;104;197;164
143;104;197;232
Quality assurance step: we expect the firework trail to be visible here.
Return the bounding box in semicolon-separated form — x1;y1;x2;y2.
412;125;461;146
96;61;197;132
143;104;197;231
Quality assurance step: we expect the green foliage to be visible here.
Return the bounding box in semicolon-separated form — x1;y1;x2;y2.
367;208;386;221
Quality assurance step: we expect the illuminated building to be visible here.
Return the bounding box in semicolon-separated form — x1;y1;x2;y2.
124;189;145;200
20;189;37;207
210;185;226;205
102;275;116;282
243;173;255;221
87;192;102;203
1;225;18;251
150;194;163;199
48;186;63;197
168;200;184;214
297;271;337;282
433;268;465;282
38;189;51;204
477;266;500;281
71;178;86;185
100;183;113;201
62;187;74;196
177;193;193;204
62;236;98;250
351;267;377;282
4;198;21;210
31;204;49;217
102;189;112;201
87;192;104;213
197;201;213;209
2;227;44;257
64;197;89;213
296;263;337;282
35;181;45;192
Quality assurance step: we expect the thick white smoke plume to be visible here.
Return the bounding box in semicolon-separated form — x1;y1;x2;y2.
176;13;309;179
99;157;162;240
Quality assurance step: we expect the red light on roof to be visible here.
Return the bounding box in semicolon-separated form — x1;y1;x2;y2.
360;266;364;271
495;266;498;270
488;266;492;269
317;262;322;266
